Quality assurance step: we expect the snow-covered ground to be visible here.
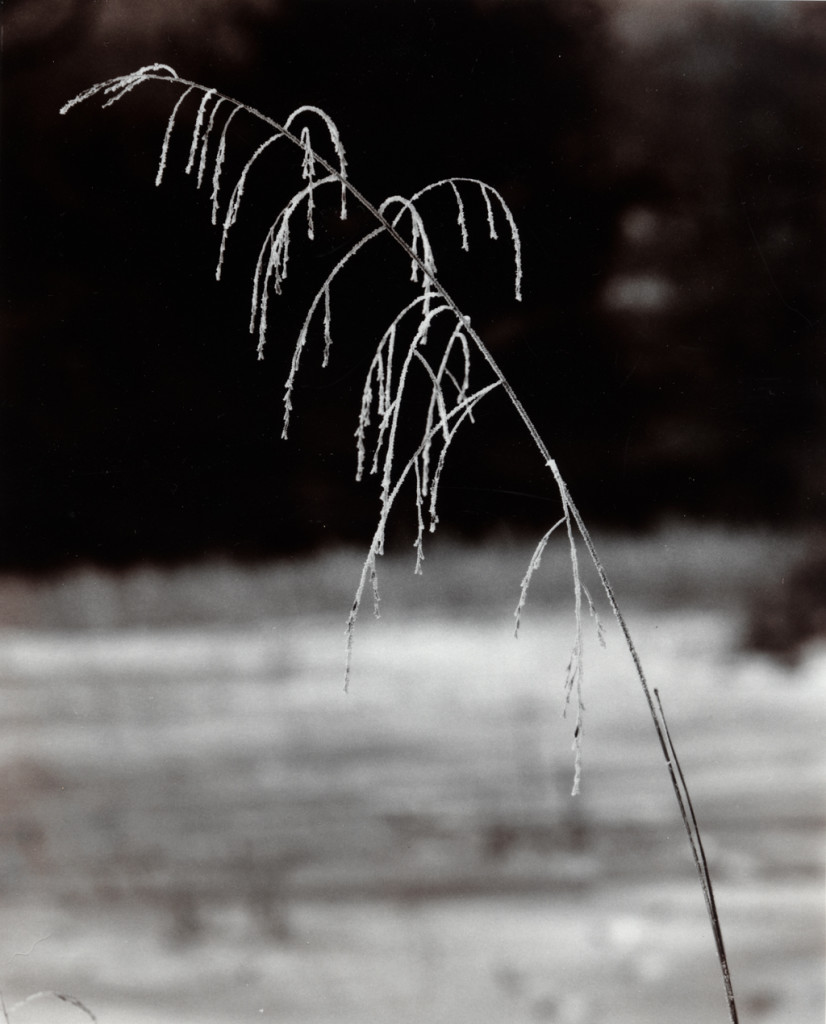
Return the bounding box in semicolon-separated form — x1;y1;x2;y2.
0;537;822;1022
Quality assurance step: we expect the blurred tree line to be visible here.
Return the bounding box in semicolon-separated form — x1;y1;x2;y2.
1;0;825;569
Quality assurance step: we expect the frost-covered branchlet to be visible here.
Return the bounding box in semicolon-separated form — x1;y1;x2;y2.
60;63;181;113
60;65;576;732
54;64;659;786
61;67;739;1023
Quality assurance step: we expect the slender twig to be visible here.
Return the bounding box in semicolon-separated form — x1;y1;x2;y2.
6;992;97;1022
655;689;739;1024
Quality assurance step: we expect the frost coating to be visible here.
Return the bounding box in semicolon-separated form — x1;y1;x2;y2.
61;64;580;760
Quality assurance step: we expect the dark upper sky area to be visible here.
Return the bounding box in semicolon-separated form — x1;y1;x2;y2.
2;0;826;569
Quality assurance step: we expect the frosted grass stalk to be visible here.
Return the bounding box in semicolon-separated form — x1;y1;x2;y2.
61;67;739;1021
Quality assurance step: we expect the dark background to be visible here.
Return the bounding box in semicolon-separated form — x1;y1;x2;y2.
3;0;826;570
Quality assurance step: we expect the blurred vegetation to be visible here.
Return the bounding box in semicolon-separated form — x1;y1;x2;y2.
0;527;808;631
2;0;825;568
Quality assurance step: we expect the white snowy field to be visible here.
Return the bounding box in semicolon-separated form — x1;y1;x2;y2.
0;532;822;1023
